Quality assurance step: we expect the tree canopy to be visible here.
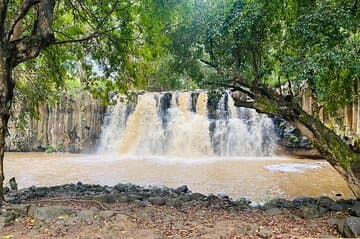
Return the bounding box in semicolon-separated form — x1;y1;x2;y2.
0;0;360;200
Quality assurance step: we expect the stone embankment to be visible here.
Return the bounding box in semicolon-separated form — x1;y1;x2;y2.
1;183;360;238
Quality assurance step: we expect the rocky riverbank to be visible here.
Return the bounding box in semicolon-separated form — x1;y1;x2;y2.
1;183;360;238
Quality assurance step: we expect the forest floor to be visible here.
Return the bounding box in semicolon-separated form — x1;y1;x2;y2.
0;198;343;239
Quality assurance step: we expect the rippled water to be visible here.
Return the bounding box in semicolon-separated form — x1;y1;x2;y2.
4;152;354;201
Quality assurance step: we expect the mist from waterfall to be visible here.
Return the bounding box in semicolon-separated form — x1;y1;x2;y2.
98;91;276;157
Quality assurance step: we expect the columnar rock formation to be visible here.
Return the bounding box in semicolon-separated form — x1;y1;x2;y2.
301;90;360;143
5;92;106;153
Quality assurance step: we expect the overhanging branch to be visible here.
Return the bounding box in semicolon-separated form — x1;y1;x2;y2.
53;31;99;45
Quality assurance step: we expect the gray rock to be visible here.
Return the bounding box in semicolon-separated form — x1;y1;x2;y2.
293;197;317;206
318;196;335;208
28;206;72;221
350;205;360;217
295;205;320;219
189;193;206;201
148;196;166;206
336;199;354;211
128;193;145;201
9;177;18;191
0;216;11;229
343;217;360;238
329;218;345;234
99;210;116;219
118;195;130;203
329;203;345;212
269;198;295;209
3;186;9;194
258;227;272;238
166;198;182;207
94;194;117;203
0;211;18;228
175;185;189;194
76;209;98;221
265;207;283;216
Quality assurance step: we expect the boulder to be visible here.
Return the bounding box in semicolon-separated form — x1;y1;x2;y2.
166;198;182;207
94;194;118;203
343;217;360;238
318;196;335;208
295;205;321;219
76;209;98;221
265;208;283;216
293;197;317;206
28;206;72;221
175;185;189;194
189;193;206;201
349;205;360;217
99;210;116;219
148;196;166;206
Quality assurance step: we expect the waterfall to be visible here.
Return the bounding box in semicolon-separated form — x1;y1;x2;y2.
98;91;276;157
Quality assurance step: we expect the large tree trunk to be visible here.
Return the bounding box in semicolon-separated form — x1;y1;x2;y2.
232;85;360;197
0;53;15;203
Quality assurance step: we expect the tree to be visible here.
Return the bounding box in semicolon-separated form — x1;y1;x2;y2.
159;0;360;195
0;0;181;202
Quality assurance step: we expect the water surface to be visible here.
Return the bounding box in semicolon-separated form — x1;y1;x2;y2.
4;152;354;201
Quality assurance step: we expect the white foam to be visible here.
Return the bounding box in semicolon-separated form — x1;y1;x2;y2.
264;163;323;173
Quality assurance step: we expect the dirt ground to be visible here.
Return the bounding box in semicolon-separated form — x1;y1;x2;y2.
0;199;342;239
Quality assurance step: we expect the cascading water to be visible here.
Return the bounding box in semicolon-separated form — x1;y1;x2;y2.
98;91;276;157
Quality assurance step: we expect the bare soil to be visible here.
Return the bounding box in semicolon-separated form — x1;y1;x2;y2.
0;199;343;238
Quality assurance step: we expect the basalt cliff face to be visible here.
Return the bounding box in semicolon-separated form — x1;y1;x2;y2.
5;92;106;153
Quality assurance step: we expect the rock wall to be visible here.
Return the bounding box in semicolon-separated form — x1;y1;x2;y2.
301;89;360;146
5;92;107;153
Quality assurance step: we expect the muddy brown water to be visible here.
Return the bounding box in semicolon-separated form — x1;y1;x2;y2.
4;152;354;201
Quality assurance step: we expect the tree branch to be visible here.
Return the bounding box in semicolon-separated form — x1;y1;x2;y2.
199;59;217;69
7;0;40;41
0;0;9;40
12;0;56;64
52;31;99;45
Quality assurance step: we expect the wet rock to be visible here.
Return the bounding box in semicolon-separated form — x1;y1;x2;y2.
236;198;251;206
318;196;335;208
329;203;345;212
293;197;317;206
350;205;360;217
295;205;321;219
148;196;166;206
175;185;189;194
34;187;48;197
217;192;229;199
189;193;206;201
267;198;295;209
28;206;72;221
128;193;146;201
343;217;360;238
166;198;182;207
9;177;18;191
336;199;354;211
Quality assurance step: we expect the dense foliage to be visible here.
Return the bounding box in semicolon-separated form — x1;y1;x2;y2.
149;0;359;113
